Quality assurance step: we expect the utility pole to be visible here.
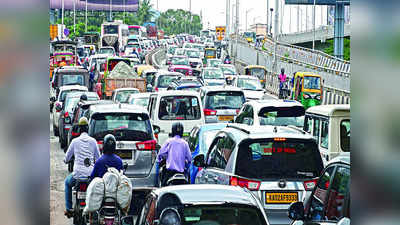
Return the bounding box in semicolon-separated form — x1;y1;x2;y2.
313;0;316;50
269;8;273;36
226;0;230;36
273;0;279;73
61;0;64;25
235;0;239;63
297;5;299;32
245;9;253;32
85;0;88;32
289;5;291;33
306;5;308;31
73;0;76;34
109;0;113;21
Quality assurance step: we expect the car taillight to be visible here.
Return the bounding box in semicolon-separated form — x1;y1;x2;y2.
203;109;217;116
155;87;159;92
80;202;86;206
303;178;318;191
230;176;261;191
64;112;69;118
236;109;240;114
97;141;103;151
79;183;88;191
138;48;141;53
136;140;156;151
71;132;80;136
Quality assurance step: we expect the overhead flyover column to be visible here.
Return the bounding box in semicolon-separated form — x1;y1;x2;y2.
334;1;345;59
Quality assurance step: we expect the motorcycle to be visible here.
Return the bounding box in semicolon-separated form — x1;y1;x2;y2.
72;177;90;225
158;159;189;187
279;79;290;100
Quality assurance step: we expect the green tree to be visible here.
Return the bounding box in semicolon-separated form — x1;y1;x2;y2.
323;38;350;61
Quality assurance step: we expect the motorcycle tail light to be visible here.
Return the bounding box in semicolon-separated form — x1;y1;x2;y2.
79;183;88;191
97;141;103;151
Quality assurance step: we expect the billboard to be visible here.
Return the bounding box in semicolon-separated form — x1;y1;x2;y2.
285;0;350;5
50;0;139;11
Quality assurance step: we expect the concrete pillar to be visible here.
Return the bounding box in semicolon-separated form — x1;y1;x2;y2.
334;2;344;59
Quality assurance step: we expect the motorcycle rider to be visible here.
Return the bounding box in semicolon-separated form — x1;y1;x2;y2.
156;122;192;186
64;117;100;217
90;134;123;179
278;68;287;99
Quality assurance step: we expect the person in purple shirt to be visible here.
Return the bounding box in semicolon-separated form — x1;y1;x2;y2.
90;134;123;179
156;122;192;186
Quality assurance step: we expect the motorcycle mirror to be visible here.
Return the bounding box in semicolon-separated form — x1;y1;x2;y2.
123;162;128;171
159;208;182;225
120;215;134;225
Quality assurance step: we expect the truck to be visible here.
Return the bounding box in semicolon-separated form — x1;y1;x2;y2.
250;23;268;37
96;58;146;99
143;22;157;38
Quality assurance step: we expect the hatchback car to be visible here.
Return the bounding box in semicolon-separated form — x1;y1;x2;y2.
184;48;203;69
167;78;203;92
133;184;271;225
187;123;228;184
111;88;140;103
127;92;151;110
233;75;265;100
218;64;238;83
287;154;350;225
200;67;226;86
194;124;324;225
200;86;246;123
235;100;305;128
152;71;183;92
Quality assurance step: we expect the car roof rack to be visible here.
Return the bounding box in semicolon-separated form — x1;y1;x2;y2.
226;124;250;134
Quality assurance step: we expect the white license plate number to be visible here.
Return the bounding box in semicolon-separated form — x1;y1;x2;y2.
77;192;86;199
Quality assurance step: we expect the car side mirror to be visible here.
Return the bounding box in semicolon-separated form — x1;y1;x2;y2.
158;208;181;225
120;215;134;225
288;202;305;221
193;154;205;168
153;125;160;134
55;103;62;112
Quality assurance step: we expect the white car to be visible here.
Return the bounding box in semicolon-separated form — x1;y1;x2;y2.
147;91;205;145
98;47;115;56
111;88;140;103
233;75;265;100
235;99;305;128
51;85;88;136
127;92;151;110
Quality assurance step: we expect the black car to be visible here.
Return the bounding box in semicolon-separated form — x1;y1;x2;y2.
288;154;350;225
131;184;270;225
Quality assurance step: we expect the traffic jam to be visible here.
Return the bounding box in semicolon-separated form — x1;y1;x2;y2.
50;21;350;225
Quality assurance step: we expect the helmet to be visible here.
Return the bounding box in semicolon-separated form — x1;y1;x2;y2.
80;94;88;101
103;134;116;154
171;122;184;137
78;117;89;126
281;68;285;74
90;46;94;50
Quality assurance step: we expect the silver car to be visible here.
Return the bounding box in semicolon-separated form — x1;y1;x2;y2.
194;124;324;225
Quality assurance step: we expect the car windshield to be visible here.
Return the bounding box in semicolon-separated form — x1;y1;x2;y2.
115;90;139;103
236;138;323;179
99;48;114;55
259;106;305;127
220;66;236;75
60;90;85;102
89;113;152;141
158;96;201;120
186;50;200;58
205;49;216;57
103;25;118;34
129;97;149;108
62;75;85;86
175;49;185;55
168;47;177;54
171;57;189;65
209;60;222;67
303;76;321;90
249;68;265;77
158;75;181;88
65;95;98;112
205;91;245;110
127;44;139;48
182;205;267;225
203;69;224;79
192;45;205;52
237;78;263;91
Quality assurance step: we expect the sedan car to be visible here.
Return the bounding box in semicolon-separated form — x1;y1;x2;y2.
233;75;265;100
194;124;324;225
200;67;226;86
133;184;271;225
287;154;350;225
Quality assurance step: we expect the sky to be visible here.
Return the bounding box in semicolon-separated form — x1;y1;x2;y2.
149;0;345;34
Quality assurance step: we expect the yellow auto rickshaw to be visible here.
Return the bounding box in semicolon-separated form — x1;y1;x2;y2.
136;65;155;76
244;65;268;87
292;72;323;109
203;48;217;65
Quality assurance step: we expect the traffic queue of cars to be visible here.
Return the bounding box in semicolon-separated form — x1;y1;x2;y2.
50;34;350;225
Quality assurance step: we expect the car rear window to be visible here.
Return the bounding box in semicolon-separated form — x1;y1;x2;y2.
89;113;152;141
205;91;245;110
183;205;267;225
258;106;305;127
157;75;180;88
62;75;85;86
159;96;201;120
115;90;139;103
236;138;323;180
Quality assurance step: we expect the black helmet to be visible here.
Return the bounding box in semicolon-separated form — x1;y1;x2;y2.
281;68;285;74
103;134;116;154
80;94;88;101
171;122;184;137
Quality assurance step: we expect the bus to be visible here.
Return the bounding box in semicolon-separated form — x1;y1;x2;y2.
101;20;129;54
128;25;147;38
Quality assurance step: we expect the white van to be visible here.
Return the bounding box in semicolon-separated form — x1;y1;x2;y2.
147;91;205;145
303;104;350;163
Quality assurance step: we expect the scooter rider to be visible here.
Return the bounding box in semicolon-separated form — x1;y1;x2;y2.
90;134;123;179
64;117;100;217
156;122;192;186
279;68;287;99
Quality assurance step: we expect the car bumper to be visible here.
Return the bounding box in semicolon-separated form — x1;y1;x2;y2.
264;210;292;225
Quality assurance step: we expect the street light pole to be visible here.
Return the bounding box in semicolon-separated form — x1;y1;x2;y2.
235;0;239;63
273;0;279;73
85;0;88;32
245;8;253;32
73;0;76;34
61;0;64;25
269;8;273;36
313;0;316;50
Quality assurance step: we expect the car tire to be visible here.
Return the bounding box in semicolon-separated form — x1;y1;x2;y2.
53;124;59;137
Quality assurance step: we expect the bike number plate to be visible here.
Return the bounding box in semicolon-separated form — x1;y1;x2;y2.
77;192;86;199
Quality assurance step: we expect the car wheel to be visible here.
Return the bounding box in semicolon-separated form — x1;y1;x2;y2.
53;124;59;137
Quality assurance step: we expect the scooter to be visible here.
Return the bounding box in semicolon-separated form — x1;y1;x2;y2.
158;160;189;187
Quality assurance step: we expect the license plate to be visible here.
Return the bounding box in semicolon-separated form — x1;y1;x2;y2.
115;150;132;159
77;192;86;199
218;115;234;121
265;192;298;204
